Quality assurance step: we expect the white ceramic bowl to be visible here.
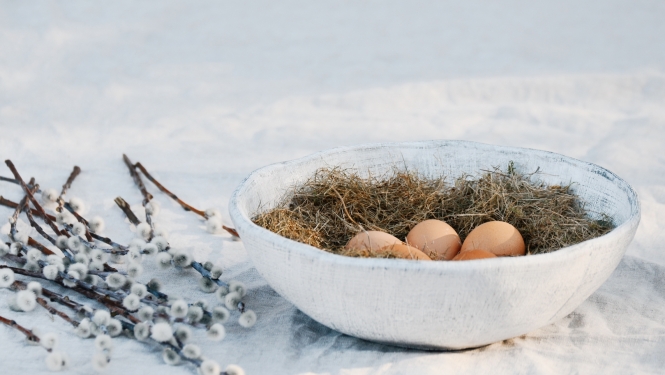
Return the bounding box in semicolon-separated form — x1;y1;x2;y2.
229;140;640;350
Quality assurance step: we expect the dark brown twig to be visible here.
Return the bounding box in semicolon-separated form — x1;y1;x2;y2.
4;160;66;237
113;197;140;225
0;196;57;222
0;314;40;344
11;280;79;327
134;160;240;237
55;166;81;213
134;162;204;216
122;154;152;202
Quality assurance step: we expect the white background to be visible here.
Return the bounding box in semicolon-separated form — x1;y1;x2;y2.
1;1;664;374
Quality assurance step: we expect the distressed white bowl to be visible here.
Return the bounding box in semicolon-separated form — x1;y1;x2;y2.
229;140;640;350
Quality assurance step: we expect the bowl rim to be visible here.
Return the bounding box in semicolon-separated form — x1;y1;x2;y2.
229;140;641;271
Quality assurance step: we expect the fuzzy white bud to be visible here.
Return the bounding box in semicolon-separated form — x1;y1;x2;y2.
127;263;144;279
206;219;223;234
150;236;169;252
75;319;92;338
224;291;241;310
238;310;257;328
66;236;82;252
187;305;204;323
224;364;245;375
0;268;15;288
172;250;192;268
130;283;148;298
90;249;108;264
107;318;122;337
129;238;146;251
93;310;111;326
135;223;152;240
142;243;158;256
74;253;90;265
204;208;221;220
71;222;86;236
94;334;113;351
91;352;110;372
122;294;141;311
145;200;161;216
68;197;85;213
170;300;188;319
209;266;223;280
56;211;74;225
207;323;226;341
89;216;105;233
174;325;192;342
45;351;69;371
40;332;58;350
156;252;173;270
151;322;173;342
23;261;40;273
47;254;63;265
9;242;21;255
137;306;154;322
229;281;247;297
182;344;201;359
26;249;42;263
68;262;88;277
43;265;59;280
12;230;29;244
127;248;142;264
105;273;126;290
162;348;180;366
41;188;59;203
199;359;221;375
211;306;230;323
134;322;150;341
27;281;42;296
214;285;230;302
55;236;69;250
198;277;217;293
16;290;37;311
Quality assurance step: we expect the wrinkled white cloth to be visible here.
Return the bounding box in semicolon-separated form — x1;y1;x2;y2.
1;1;665;374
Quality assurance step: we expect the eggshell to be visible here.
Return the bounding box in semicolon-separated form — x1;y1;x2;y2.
379;244;432;261
452;249;497;261
345;231;402;252
406;219;461;260
461;221;525;256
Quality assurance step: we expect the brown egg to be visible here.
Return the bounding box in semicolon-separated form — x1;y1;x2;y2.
461;221;525;256
345;231;402;252
406;219;461;260
452;249;497;261
379;244;432;261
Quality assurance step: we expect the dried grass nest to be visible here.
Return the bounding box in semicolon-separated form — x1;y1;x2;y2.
253;162;614;258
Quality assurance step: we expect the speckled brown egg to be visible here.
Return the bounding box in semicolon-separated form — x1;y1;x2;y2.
406;219;461;260
345;231;402;252
461;221;525;256
380;244;432;261
452;249;497;261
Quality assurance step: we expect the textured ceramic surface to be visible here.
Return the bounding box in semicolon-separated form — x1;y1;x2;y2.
229;140;641;350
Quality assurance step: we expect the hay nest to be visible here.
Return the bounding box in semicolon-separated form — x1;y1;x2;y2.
253;162;614;258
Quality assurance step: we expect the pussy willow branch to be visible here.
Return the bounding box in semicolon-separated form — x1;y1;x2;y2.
0;195;56;221
63;202;128;251
122;154;153;202
0;176;41;193
56;166;81;212
11;280;79;327
5;160;66;237
0;314;41;344
1;264;141;324
133;161;204;216
10;178;35;244
24;208;67;258
114;197;140;225
133;160;240;238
